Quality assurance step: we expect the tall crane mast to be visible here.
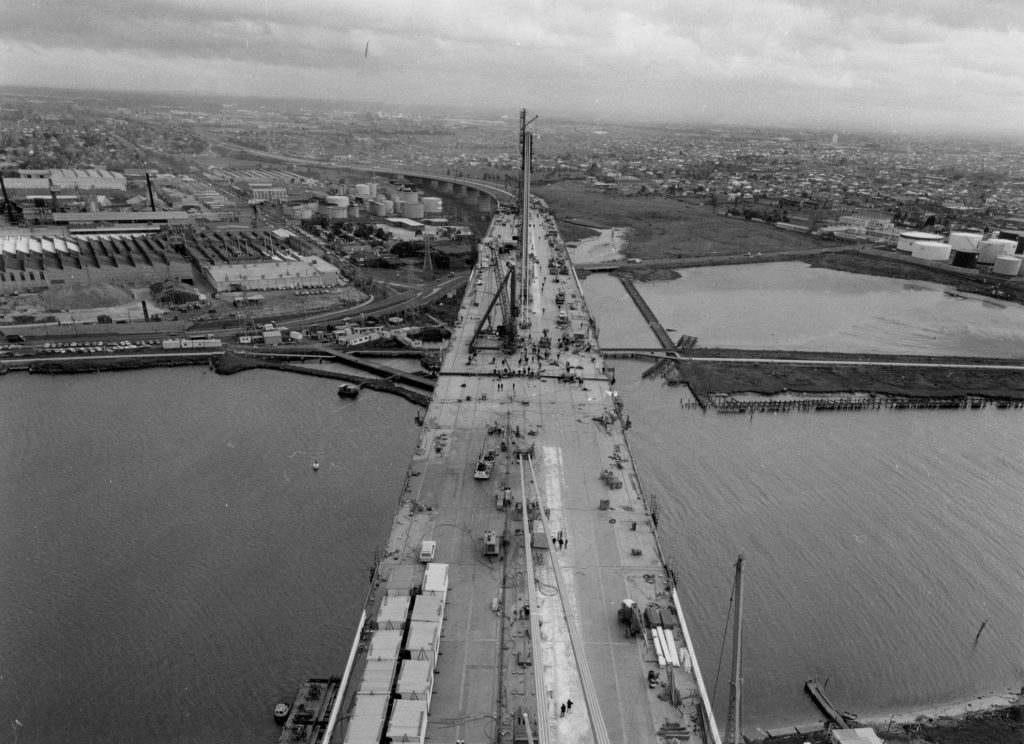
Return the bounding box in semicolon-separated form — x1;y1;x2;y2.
518;109;537;323
725;555;745;744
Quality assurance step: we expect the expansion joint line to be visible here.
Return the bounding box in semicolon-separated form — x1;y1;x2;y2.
526;456;611;744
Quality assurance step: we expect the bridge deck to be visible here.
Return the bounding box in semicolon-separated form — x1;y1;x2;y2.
324;206;720;744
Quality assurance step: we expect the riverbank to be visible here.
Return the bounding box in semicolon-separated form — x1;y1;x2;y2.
749;692;1023;744
651;356;1024;405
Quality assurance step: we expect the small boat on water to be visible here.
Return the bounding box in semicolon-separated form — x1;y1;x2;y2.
337;383;360;397
273;701;290;724
312;460;320;471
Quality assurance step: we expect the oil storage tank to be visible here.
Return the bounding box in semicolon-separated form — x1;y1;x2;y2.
910;241;952;261
897;230;943;252
950;249;979;268
992;255;1023;276
977;238;1017;264
421;196;443;214
400;201;425;219
948;232;983;252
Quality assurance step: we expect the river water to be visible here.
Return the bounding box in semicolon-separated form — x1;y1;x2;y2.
0;368;420;744
2;262;1022;741
586;262;1024;730
585;262;1024;356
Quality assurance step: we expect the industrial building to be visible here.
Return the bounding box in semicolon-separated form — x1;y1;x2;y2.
203;256;340;292
1;168;127;197
0;232;193;295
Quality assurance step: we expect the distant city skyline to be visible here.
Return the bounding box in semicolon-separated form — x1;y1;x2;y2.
2;0;1023;137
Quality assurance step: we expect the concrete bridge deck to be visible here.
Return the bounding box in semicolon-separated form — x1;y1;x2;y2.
322;204;721;744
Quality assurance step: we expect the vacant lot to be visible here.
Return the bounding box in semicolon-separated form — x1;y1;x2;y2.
535;181;818;258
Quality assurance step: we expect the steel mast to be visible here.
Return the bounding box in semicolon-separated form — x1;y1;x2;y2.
725;554;744;744
518;109;537;325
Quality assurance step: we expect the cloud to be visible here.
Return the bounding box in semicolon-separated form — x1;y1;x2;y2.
1;0;1022;134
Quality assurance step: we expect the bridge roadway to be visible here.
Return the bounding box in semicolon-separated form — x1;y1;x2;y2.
322;205;721;744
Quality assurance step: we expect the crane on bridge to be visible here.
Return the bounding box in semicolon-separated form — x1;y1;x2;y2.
470;260;517;353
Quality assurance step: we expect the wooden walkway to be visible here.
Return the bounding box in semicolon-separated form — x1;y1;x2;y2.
804;679;851;729
617;278;675;350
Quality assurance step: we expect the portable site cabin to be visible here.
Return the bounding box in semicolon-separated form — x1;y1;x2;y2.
367;629;403;661
395;658;434;707
341;693;389;744
386;699;428;744
385;564;421;596
405;619;441;666
375;594;411;631
410;594;444;623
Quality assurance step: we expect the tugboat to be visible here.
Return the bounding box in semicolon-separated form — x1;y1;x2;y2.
273;701;290;724
337;383;360;398
312;459;320;471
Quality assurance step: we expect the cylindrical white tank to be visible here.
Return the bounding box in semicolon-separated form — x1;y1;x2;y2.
421;197;443;213
977;238;1017;264
896;231;943;252
992;255;1022;276
323;206;347;220
347;205;361;219
911;241;952;261
396;189;420;204
400;202;425;219
325;195;350;207
948;232;983;252
355;183;372;196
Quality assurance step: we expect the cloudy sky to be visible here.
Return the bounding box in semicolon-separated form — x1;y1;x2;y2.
2;0;1023;135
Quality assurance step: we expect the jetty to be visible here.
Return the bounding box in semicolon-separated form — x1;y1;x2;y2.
804;678;853;729
294;111;722;744
617;276;676;350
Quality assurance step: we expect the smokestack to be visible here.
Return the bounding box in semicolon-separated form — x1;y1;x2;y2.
0;174;14;222
145;173;156;211
142;300;150;322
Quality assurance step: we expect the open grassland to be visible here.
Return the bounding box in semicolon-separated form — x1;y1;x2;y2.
535;181;818;257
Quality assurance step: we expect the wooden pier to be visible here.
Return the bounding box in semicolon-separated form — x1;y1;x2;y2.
617;277;676;350
804;679;852;729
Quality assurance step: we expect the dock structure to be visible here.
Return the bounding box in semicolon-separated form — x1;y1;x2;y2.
316;118;721;744
804;679;851;729
617;277;677;351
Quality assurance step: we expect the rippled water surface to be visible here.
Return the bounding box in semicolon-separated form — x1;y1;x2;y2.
0;369;420;744
585;262;1024;356
615;360;1023;729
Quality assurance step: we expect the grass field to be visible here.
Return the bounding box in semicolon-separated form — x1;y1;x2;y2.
535;181;819;258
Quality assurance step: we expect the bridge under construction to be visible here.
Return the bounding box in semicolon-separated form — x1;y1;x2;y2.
277;112;722;744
